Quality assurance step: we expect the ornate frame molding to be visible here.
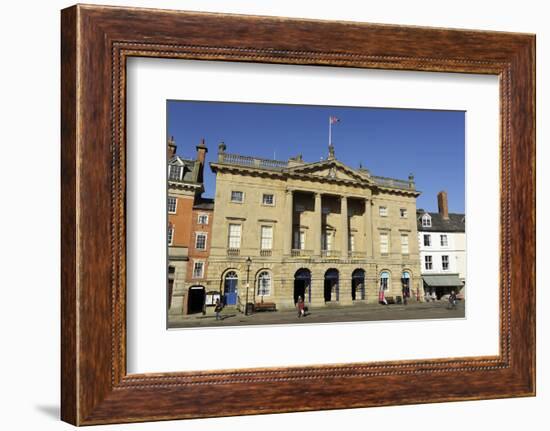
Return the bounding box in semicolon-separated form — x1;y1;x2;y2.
61;5;534;425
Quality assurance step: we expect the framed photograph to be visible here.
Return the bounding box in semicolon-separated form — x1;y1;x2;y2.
61;4;535;425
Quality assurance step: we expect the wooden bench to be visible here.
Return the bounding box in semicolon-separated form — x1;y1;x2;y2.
254;302;277;312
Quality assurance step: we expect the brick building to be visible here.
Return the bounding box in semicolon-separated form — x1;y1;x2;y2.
167;137;211;317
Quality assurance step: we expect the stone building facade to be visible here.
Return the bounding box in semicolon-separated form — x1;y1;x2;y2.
206;143;423;311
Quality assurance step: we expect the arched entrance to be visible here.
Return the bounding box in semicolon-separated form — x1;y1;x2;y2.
351;269;365;301
223;271;238;305
379;270;390;304
187;286;205;314
294;268;311;304
401;271;411;302
324;268;339;302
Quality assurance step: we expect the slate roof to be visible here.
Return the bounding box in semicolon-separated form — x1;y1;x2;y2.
417;210;465;233
168;156;200;184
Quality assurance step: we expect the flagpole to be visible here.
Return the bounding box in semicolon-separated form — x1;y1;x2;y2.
328;116;332;146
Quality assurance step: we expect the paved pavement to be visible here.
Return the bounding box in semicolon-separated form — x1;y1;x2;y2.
168;300;465;329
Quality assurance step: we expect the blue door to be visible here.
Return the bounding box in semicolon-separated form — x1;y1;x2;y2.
224;272;238;305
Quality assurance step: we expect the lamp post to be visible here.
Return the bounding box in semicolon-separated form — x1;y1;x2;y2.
245;256;252;315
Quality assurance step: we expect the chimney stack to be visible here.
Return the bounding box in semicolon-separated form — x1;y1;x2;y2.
196;138;208;183
196;138;208;164
437;191;449;220
167;136;177;159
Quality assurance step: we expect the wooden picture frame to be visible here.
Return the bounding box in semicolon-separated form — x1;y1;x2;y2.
61;4;535;425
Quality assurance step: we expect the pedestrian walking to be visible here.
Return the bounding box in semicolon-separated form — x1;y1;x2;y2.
402;284;410;305
379;288;388;305
296;296;305;318
448;290;457;309
214;298;223;320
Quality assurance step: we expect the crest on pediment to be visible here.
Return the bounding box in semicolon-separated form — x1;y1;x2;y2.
286;159;370;183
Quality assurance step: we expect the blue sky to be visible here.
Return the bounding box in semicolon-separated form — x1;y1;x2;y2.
167;101;465;213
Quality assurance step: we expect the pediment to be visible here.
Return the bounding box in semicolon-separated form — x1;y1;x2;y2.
286;160;369;183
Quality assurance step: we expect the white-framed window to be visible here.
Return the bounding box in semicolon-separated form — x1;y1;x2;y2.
230;190;244;203
422;213;432;227
294;230;306;250
168;165;182;181
257;271;271;296
349;234;355;252
440;234;449;247
423;234;431;247
262;193;275;206
228;224;241;249
167;224;174;245
401;234;409;254
260;225;273;250
400;208;408;218
195;232;207;250
197;214;209;225
442;255;450;270
424;255;433;270
380;232;389;254
192;261;204;278
167;196;177;213
322;230;333;251
379;206;388;217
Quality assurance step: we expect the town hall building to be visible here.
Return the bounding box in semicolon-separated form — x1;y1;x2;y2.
205;142;423;311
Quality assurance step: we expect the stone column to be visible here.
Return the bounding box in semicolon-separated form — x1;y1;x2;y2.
313;192;322;256
284;190;293;255
364;198;373;258
341;196;349;258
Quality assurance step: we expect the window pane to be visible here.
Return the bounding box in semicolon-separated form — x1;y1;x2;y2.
228;224;241;248
257;271;271;296
380;233;389;253
193;262;203;278
168;165;182;180
262;194;274;205
401;234;409;254
196;233;206;250
231;191;243;202
167;196;177;213
261;226;273;250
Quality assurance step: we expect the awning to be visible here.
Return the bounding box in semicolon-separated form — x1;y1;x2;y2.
422;274;463;287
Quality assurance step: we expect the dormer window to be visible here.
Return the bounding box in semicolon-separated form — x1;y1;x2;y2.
422;213;432;227
168;165;182;181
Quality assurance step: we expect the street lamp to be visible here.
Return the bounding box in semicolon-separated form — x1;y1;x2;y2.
245;256;252;315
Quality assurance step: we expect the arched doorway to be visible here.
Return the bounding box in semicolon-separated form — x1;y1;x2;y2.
223;271;238;305
351;269;365;301
294;268;311;304
401;271;411;302
187;286;205;314
324;268;339;302
379;271;390;304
